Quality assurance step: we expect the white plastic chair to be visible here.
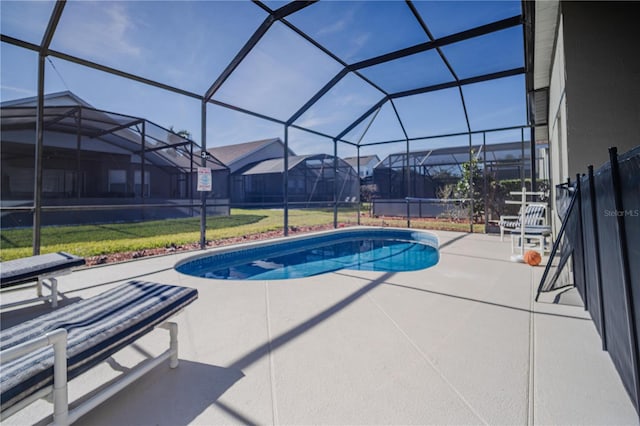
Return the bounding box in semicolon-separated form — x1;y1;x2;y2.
499;203;548;241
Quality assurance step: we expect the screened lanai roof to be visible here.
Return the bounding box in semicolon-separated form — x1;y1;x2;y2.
0;0;529;151
0;100;227;172
378;141;533;169
242;153;352;176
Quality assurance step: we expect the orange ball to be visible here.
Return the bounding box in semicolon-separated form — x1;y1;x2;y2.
524;250;542;266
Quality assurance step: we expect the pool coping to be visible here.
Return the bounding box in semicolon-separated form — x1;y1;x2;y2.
176;226;438;261
174;226;440;276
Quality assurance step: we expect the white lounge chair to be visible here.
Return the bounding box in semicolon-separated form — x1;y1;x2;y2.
0;252;85;309
0;280;198;425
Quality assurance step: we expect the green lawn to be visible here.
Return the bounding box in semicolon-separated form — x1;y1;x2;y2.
0;209;336;261
0;208;482;261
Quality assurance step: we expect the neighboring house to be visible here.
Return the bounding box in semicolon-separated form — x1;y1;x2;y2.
207;138;293;174
343;155;380;183
238;154;359;205
1;91;229;226
1;91;94;109
207;138;294;202
203;139;359;204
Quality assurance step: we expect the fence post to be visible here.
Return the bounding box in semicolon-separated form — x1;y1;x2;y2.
483;132;488;233
284;126;289;236
608;146;640;413
200;100;207;249
576;173;588;311
333;139;338;229
588;165;607;350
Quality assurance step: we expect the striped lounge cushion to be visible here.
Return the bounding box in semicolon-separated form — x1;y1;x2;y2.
512;225;552;235
0;281;198;411
522;205;546;226
499;218;519;228
0;252;85;288
499;205;546;229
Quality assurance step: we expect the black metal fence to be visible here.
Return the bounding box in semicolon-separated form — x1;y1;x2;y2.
537;145;640;414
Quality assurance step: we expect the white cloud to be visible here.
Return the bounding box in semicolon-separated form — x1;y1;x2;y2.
53;2;141;61
316;19;347;37
1;85;34;97
294;110;339;129
311;5;368;62
315;4;360;38
346;32;371;59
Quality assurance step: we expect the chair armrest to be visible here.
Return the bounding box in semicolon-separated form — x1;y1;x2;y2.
499;215;520;227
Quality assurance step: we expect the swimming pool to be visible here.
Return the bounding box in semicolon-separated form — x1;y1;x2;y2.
176;227;439;280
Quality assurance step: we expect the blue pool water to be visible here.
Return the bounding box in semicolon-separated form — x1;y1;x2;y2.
176;229;439;280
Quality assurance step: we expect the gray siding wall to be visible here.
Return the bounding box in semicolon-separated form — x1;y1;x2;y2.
562;1;640;175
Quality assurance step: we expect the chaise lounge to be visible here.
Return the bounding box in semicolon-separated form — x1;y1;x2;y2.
0;280;198;425
0;252;86;309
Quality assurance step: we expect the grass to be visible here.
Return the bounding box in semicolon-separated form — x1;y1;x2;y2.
0;208;484;261
0;209;336;261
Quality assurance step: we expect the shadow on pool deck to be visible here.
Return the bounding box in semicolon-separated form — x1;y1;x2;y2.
438;232;471;249
32;361;247;426
228;271;396;371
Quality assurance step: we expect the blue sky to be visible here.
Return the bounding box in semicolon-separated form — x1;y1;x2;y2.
1;0;527;160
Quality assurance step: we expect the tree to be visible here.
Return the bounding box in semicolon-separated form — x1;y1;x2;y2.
169;126;192;140
454;152;484;221
360;184;378;216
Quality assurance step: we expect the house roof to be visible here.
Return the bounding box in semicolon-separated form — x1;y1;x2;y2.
207;138;293;167
241;155;310;175
343;155;380;168
0;90;94;108
242;153;355;176
531;1;559;91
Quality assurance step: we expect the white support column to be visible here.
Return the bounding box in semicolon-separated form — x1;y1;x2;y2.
50;277;58;308
50;329;69;426
160;322;179;368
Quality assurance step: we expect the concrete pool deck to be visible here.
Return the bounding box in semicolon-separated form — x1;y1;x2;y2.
2;229;637;425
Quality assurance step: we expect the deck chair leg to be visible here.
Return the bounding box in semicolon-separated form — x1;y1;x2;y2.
37;277;59;308
50;278;59;308
160;322;179;368
538;235;545;256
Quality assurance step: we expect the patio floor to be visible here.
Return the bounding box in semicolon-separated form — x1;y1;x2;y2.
2;229;637;425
